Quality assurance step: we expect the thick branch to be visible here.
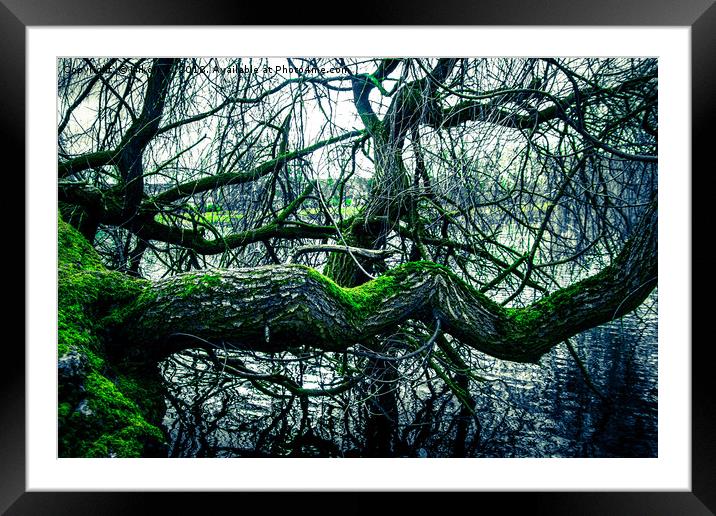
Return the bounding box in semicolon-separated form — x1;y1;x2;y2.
59;150;117;178
428;73;656;131
115;59;176;221
118;200;656;364
351;59;401;133
133;218;337;254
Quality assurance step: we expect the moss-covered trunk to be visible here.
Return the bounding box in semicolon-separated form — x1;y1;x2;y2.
58;217;166;457
57;196;656;457
116;202;656;363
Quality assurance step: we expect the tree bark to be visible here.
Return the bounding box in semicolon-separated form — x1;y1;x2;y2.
56;58;658;458
114;198;656;364
57;194;656;458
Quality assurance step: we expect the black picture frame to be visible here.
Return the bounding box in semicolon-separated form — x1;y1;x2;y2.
6;1;712;514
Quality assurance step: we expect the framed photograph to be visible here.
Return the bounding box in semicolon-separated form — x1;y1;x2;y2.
8;0;712;513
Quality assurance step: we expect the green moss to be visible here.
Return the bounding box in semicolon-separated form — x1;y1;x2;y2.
177;271;223;297
114;371;166;423
306;267;400;319
527;268;609;318
58;216;105;272
59;370;165;458
85;371;135;410
308;260;506;321
535;279;590;313
505;269;611;335
100;277;154;329
506;307;541;325
58;271;103;356
86;423;164;458
58;217;108;356
58;402;72;419
57;215;166;458
344;274;401;317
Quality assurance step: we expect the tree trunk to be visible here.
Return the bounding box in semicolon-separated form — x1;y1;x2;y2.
108;198;655;364
57;191;655;457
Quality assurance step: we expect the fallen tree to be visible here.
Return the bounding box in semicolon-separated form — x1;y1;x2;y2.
58;194;655;456
57;57;658;457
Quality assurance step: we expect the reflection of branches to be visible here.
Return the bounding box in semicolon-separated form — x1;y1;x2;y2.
565;338;608;402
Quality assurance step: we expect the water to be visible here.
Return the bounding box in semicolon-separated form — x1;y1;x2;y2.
160;290;657;458
474;291;657;457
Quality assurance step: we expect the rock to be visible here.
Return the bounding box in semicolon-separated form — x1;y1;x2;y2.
58;347;88;381
75;399;93;417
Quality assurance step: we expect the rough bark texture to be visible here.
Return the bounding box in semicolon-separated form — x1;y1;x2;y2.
115;199;656;364
58;195;655;457
56;58;658;458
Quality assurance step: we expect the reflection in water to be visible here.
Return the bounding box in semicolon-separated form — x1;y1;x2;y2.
478;292;657;457
161;291;657;458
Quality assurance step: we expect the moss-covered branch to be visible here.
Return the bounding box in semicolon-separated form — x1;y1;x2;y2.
115;200;656;364
57;198;655;457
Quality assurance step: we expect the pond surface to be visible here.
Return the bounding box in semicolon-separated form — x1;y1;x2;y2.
160;287;657;458
474;291;657;457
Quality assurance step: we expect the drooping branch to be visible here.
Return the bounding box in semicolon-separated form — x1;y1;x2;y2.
428;72;657;132
59;59;177;183
116;199;656;364
131;181;339;254
350;58;402;134
58;59;119;136
115;59;176;222
59;149;117;178
58;130;365;246
132;218;338;254
151;129;365;204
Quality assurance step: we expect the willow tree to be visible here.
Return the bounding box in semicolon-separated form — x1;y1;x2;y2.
57;57;657;457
